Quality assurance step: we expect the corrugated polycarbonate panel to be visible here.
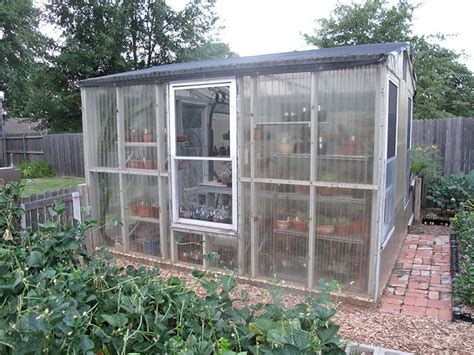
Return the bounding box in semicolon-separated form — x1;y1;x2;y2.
84;87;118;168
240;68;378;295
207;234;237;271
123;85;158;172
124;174;161;257
314;187;372;293
316;67;376;185
89;172;122;249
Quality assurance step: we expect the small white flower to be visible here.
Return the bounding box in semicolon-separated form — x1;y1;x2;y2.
67;331;73;336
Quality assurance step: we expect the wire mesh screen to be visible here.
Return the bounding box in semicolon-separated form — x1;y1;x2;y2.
89;172;121;249
84;87;118;168
175;232;203;265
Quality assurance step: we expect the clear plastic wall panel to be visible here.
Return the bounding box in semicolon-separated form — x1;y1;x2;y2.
316;67;377;184
84;87;118;168
239;79;252;179
124;174;160;256
314;187;372;294
123;85;156;144
89;172;121;249
206;235;237;271
242;73;312;181
256;183;309;284
175;86;230;158
241;182;252;274
176;232;203;265
176;160;233;225
128;222;160;255
125;146;157;171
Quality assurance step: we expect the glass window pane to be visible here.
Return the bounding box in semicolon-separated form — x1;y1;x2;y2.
176;159;233;225
387;81;398;159
175;86;230;158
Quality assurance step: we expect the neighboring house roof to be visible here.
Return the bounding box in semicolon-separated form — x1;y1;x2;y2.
80;42;411;87
3;118;46;135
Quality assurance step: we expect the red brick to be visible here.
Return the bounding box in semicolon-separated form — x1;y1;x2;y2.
418;282;429;290
415;297;428;307
427;299;451;310
428;291;440;300
394;287;406;296
401;305;426;317
426;308;439;318
404;296;417;305
383;295;404;305
430;275;441;285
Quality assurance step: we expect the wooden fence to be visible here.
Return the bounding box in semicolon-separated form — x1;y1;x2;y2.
1;133;84;177
20;183;91;248
412;117;474;175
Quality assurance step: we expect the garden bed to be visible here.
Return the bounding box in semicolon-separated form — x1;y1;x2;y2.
114;256;474;354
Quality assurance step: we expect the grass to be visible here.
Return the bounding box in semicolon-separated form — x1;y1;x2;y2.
22;177;85;197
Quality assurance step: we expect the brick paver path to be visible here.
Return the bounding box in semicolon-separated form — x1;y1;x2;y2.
380;234;452;321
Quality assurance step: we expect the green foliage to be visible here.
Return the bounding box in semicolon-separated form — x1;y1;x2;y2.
427;171;474;214
451;201;474;305
18;160;54;178
0;180;26;238
0;0;50;118
410;145;442;183
0;181;343;353
304;0;474;120
20;0;235;133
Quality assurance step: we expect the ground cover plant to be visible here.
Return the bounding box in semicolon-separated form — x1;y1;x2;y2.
451;199;474;305
18;160;54;179
428;171;474;215
0;181;344;354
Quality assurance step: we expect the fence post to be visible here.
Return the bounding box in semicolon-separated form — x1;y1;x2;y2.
414;177;422;222
72;192;82;222
20;203;26;229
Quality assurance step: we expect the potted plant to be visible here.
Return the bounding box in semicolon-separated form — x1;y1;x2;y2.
292;212;309;232
137;201;152;217
129;156;143;169
316;216;335;236
152;202;160;218
142;157;155;170
177;134;188;142
319;173;338;196
129;200;140;215
342;135;362;155
295;185;310;194
274;215;291;230
143;128;154;142
131;128;143;142
349;217;365;234
278;134;296;154
335;217;351;236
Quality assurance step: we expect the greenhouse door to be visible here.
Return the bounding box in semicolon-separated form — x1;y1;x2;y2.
382;79;398;246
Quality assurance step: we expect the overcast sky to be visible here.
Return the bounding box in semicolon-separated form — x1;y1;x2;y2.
168;0;474;71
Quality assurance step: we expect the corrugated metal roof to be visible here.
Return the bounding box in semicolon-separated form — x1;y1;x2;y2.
80;42;409;86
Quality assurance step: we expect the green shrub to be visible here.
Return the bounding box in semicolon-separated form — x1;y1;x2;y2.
451;200;474;305
427;171;474;214
18;160;54;178
410;145;442;183
0;181;344;354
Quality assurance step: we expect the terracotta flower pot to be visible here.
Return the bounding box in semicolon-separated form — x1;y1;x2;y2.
152;205;160;218
295;185;310;194
274;219;290;230
253;127;264;140
279;142;295;154
129;202;140;215
336;224;351;236
350;218;368;234
131;129;143;142
125;128;132;142
320;187;336;197
316;225;335;236
177;135;188;142
292;219;309;232
143;160;155;170
143;133;154;142
130;160;143;169
342;140;361;155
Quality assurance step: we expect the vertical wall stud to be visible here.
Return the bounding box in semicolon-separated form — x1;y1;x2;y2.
249;77;258;278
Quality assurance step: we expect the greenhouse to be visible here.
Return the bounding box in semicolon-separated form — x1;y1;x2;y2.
80;42;416;301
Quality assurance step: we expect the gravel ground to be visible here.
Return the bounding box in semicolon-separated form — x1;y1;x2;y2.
114;256;474;354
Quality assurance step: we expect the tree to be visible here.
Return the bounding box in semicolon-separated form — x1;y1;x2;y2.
304;0;474;119
0;0;49;118
29;0;233;132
